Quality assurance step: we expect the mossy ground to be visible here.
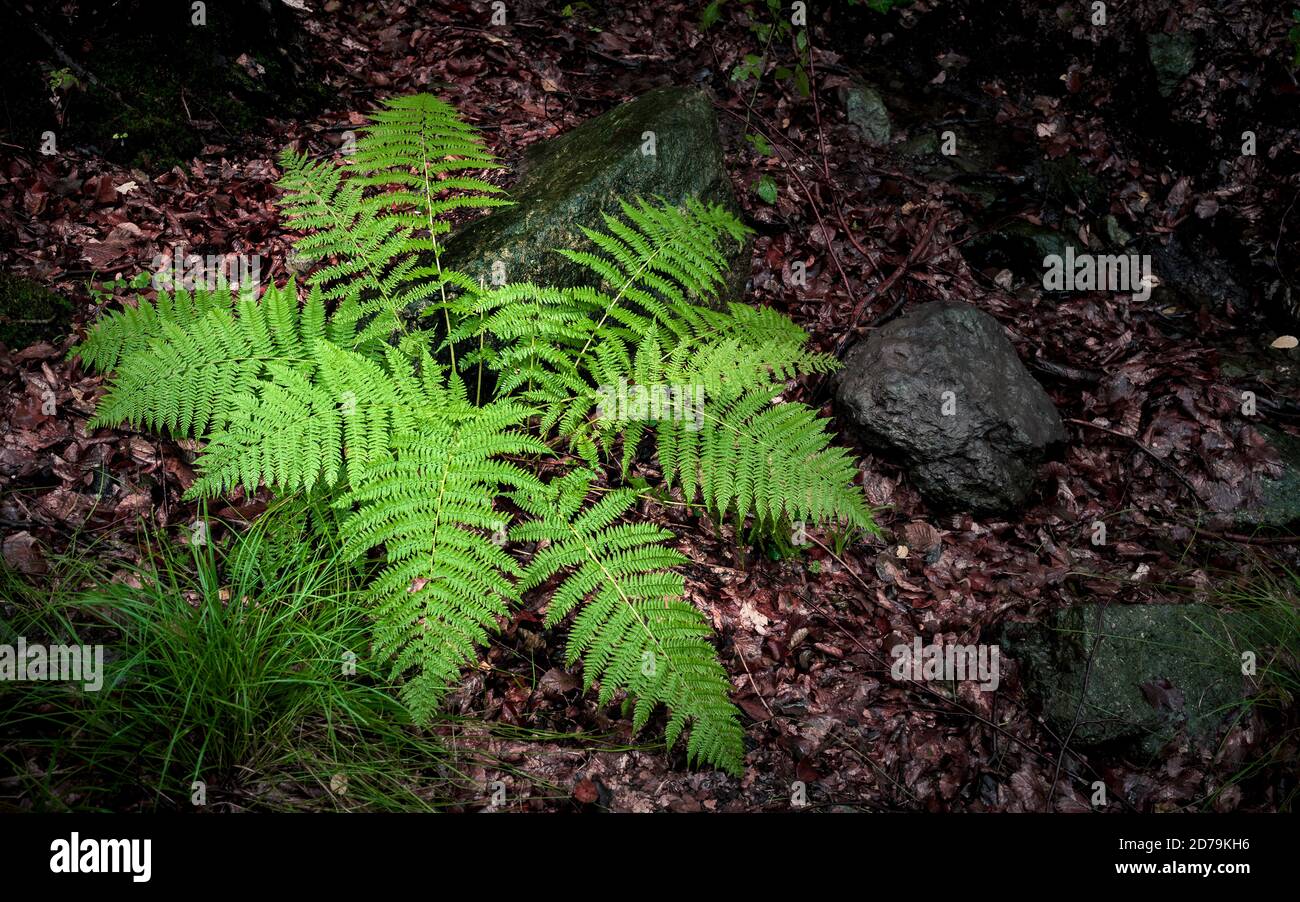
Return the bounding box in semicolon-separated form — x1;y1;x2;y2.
0;273;73;349
1;3;328;169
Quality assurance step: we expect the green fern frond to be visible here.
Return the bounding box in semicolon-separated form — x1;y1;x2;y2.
513;473;744;775
281;95;510;355
668;302;839;394
659;387;876;533
72;284;237;374
188;338;472;500
337;402;549;721
88;282;320;438
560;196;750;347
187;360;341;498
277;149;417;347
350;93;510;232
452;199;766;443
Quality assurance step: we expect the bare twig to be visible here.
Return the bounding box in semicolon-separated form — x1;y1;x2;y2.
1065;417;1206;508
1048;604;1106;805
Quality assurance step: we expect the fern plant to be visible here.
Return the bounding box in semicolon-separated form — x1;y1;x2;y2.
73;93;879;777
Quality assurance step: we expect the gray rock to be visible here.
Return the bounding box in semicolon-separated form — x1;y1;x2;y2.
437;86;751;304
835;301;1065;512
845;80;891;147
1003;604;1245;755
1147;32;1197;98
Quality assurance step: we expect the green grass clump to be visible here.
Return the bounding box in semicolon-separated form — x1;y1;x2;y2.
0;500;481;812
1200;561;1300;811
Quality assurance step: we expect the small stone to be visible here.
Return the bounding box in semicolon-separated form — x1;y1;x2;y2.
844;80;891;147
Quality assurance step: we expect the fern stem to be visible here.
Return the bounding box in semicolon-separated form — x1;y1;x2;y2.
561;505;676;695
572;229;672;369
418;124;456;372
476;340;488;407
295;158;410;343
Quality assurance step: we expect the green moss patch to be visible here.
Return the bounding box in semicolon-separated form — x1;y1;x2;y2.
0;273;74;349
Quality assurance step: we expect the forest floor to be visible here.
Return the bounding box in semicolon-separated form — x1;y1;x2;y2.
2;0;1298;811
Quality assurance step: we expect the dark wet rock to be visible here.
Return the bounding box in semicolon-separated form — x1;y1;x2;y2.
960;219;1084;283
844;80;891;147
1029;155;1106;212
1147;232;1250;312
0;273;73;349
1147;32;1198;98
439;86;751;304
1003;604;1245;755
835;301;1066;513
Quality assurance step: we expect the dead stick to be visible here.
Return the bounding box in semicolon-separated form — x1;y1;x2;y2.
1065;417;1206;508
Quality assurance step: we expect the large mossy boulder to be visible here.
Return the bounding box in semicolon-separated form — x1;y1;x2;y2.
1003;604;1245;756
439;87;752;303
